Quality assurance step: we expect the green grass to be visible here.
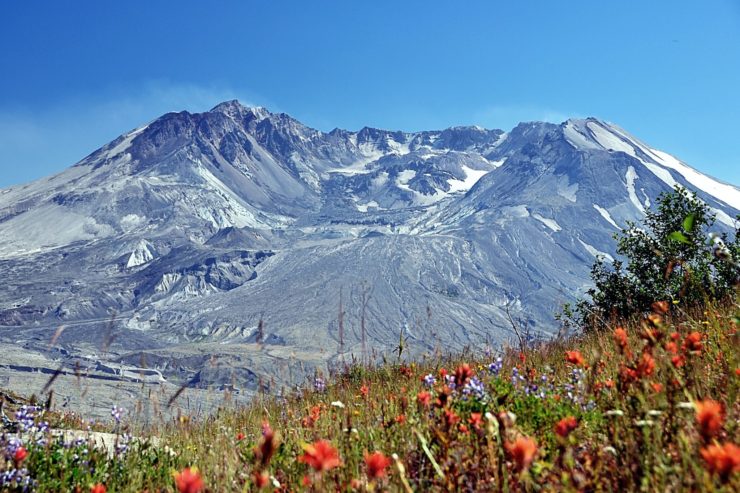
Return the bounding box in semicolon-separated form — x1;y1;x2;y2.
1;299;738;492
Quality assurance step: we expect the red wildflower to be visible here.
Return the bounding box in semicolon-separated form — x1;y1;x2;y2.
637;352;656;377
670;331;681;341
299;440;342;472
469;412;483;430
518;352;526;364
650;382;664;393
458;424;469;434
619;366;639;385
399;365;413;378
236;432;245;441
665;341;679;354
672;355;686;368
696;400;724;440
505;436;538;472
394;414;406;425
700;442;740;482
683;331;703;353
90;484;106;493
173;468;204;493
443;409;460;428
554;416;578;438
252;471;270;489
13;447;27;464
614;327;628;349
454;363;474;386
439;368;448;378
565;350;585;366
301;475;312;486
255;423;277;468
735;368;740;376
416;391;432;407
651;300;669;314
364;451;392;480
435;386;452;408
360;384;369;398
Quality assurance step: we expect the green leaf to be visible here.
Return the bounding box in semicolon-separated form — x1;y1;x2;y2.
682;213;696;233
668;231;690;244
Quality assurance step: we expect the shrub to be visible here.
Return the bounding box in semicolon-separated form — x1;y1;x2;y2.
568;186;739;330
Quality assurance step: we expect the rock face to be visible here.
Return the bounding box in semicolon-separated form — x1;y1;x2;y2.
0;101;737;394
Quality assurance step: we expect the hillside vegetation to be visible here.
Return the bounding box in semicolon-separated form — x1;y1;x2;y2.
1;297;738;492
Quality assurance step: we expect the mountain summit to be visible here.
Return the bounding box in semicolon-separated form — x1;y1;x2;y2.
0;101;737;397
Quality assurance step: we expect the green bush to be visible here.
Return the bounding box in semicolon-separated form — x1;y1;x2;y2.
568;186;739;330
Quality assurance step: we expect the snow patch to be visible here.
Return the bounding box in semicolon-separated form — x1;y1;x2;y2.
578;238;614;262
556;176;578;202
447;166;490;193
624;166;645;213
532;213;562;232
593;204;620;229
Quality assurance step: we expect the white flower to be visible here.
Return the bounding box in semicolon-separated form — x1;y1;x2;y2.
677;402;695;410
330;400;346;409
647;410;662;417
605;410;624;417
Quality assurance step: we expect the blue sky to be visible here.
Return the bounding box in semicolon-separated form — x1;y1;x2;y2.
1;0;738;187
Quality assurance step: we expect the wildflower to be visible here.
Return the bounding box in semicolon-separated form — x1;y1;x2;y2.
252;471;270;489
650;382;664;393
700;442;740;482
13;447;28;464
505;436;538;472
236;432;245;441
454;363;474;386
394;414;406;425
313;376;326;393
110;405;124;424
90;484;107;493
670;331;681;341
666;341;679;354
605;410;624;417
439;368;448;379
443;409;460;428
554;416;578;438
488;357;503;376
565;350;585;366
683;332;703;353
360;384;369;397
614;327;628;349
422;373;436;387
399;365;413;378
301;475;312;486
462;376;487;400
469;412;483;430
672;355;686;368
173;467;204;493
458;424;469;434
299;440;342;472
330;400;346;409
637;352;656;377
255;423;277;468
696;400;724;440
416;391;431;407
364;451;392;480
652;300;669;314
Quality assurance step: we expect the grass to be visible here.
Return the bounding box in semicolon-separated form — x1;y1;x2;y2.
1;298;738;492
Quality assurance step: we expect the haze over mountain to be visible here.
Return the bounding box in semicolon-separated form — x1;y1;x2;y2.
0;101;737;402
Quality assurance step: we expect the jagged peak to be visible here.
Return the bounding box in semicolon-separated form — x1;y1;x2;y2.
209;100;271;121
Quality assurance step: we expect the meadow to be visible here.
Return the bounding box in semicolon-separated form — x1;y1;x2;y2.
1;297;738;492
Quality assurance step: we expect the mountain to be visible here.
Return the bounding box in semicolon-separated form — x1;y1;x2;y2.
0;101;737;405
